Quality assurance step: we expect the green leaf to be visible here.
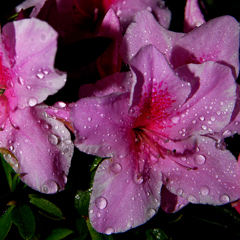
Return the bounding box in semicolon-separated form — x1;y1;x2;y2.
12;204;36;239
0;152;14;191
74;190;90;216
86;218;105;240
76;217;88;236
0;205;15;240
90;157;102;172
29;195;64;220
45;228;73;240
146;228;169;240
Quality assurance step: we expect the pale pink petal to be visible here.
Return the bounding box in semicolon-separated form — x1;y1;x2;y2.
89;156;162;233
120;10;183;63
184;0;205;33
71;92;134;158
0;104;74;193
172;15;239;78
1;18;66;110
112;0;171;31
160;135;240;205
161;61;237;140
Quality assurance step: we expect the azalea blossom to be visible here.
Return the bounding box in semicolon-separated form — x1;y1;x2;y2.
120;10;239;79
69;44;240;233
0;18;73;193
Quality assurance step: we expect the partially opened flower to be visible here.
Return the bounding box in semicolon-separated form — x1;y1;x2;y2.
120;10;239;78
70;45;240;233
0;18;74;193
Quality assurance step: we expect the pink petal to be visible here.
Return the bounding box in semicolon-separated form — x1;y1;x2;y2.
111;0;171;31
89;156;162;233
161;185;189;213
160;135;240;205
172;15;239;78
0;104;73;193
71;92;134;158
1;18;66;110
129;45;191;116
183;0;205;33
97;8;123;78
161;61;237;140
120;10;184;63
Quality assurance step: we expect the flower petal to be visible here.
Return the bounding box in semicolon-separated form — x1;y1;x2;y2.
89;156;162;233
161;135;240;205
0;104;73;193
71;92;134;158
129;44;191;117
162;61;237;140
1;18;66;109
183;0;205;33
172;15;239;78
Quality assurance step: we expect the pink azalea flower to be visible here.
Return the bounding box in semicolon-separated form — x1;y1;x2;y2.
0;18;73;193
16;0;171;45
120;10;239;79
70;44;240;233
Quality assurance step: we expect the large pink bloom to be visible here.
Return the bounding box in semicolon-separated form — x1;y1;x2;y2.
0;18;73;193
70;45;240;233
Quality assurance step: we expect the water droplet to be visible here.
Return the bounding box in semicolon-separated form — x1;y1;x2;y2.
201;125;207;130
36;72;44;79
17;76;24;85
146;208;157;219
133;173;144;184
42;123;51;130
171;116;180;124
176;188;183;196
95;196;108;209
215;139;226;150
104;227;115;235
187;194;197;203
219;194;230;203
55;101;66;108
41;180;59;193
110;162;122;173
210;116;216;122
194;154;206;165
28;97;38;106
48;134;60;145
200;186;210;196
87;117;92;121
221;130;232;138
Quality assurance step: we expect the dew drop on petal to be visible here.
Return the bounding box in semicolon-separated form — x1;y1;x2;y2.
219;194;230;204
17;76;25;85
194;154;206;165
215;139;226;150
41;180;59;193
36;72;44;79
133;173;144;184
28;97;38;107
146;208;157;220
104;227;115;235
110;162;122;173
200;186;210;196
176;188;183;196
48;134;60;145
171;116;180;124
221;130;232;138
187;195;197;203
95;196;108;209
